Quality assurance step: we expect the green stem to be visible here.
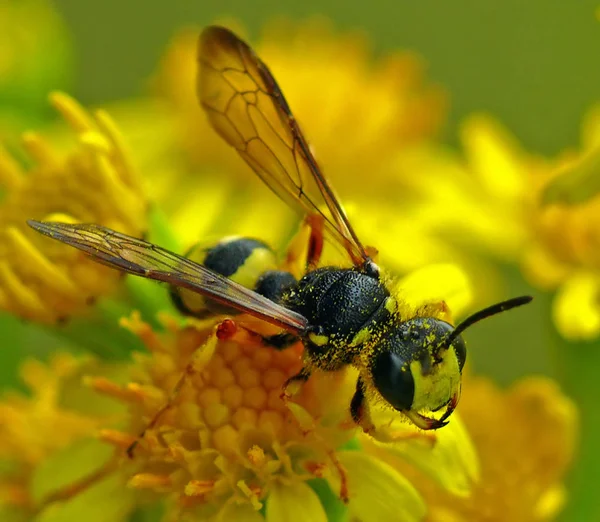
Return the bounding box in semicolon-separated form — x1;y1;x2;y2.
308;478;349;522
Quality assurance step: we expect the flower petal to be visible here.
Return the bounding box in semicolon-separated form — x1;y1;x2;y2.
460;115;525;201
333;451;425;522
553;272;600;339
266;481;327;522
396;263;472;318
369;414;480;497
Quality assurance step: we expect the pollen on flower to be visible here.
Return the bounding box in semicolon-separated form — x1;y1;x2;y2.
0;92;146;324
93;312;364;518
88;308;479;522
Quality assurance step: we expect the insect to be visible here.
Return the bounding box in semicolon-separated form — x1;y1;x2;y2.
28;26;532;443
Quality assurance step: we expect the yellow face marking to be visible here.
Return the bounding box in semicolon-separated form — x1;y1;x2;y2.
308;332;329;346
409;350;461;412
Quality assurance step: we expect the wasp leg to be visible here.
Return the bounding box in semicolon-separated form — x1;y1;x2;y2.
305;214;325;270
281;366;311;400
283;213;325;276
350;377;376;434
261;332;300;350
216;319;299;351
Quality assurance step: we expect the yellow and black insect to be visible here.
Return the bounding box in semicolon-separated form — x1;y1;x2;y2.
28;26;531;438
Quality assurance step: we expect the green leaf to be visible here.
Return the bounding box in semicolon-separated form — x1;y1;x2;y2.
34;473;136;522
0;506;30;522
30;437;114;506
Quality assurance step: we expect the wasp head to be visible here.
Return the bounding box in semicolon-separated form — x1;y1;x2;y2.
369;317;465;430
367;295;533;430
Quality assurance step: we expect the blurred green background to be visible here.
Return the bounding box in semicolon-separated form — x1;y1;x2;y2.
1;1;599;520
55;0;599;154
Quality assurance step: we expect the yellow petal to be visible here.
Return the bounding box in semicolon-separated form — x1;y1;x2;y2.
396;263;473;318
333;451;425;522
542;103;600;205
460;115;525;201
553;272;600;340
521;243;570;290
266;481;327;522
581;103;600;149
370;414;480;497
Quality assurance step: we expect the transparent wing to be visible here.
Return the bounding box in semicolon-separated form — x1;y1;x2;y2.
198;25;370;266
28;220;309;334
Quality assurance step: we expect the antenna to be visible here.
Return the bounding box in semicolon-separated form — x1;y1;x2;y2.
435;295;533;356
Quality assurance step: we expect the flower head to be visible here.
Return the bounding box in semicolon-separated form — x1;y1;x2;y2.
407;107;600;339
0;17;582;521
0;352;129;519
90;286;477;521
391;375;578;521
0;93;146;323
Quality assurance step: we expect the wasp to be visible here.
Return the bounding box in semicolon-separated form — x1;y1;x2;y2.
28;26;531;442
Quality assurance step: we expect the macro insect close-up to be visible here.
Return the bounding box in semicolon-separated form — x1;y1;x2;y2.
28;24;532;443
0;2;597;522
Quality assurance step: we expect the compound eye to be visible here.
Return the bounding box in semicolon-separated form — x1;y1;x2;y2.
371;350;414;412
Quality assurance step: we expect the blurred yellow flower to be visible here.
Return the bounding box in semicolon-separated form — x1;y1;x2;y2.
529;105;600;338
387;375;577;521
408;106;600;339
158;19;445;183
0;352;134;521
0;17;579;521
150;19;446;248
0;93;146;324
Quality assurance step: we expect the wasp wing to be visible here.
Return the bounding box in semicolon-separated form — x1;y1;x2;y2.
198;25;369;266
27;220;309;334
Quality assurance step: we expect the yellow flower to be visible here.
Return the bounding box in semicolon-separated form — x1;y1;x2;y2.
387;375;577;521
408;106;600;339
0;93;146;324
0;352;134;521
0;21;563;520
89;301;477;522
151;19;446;246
